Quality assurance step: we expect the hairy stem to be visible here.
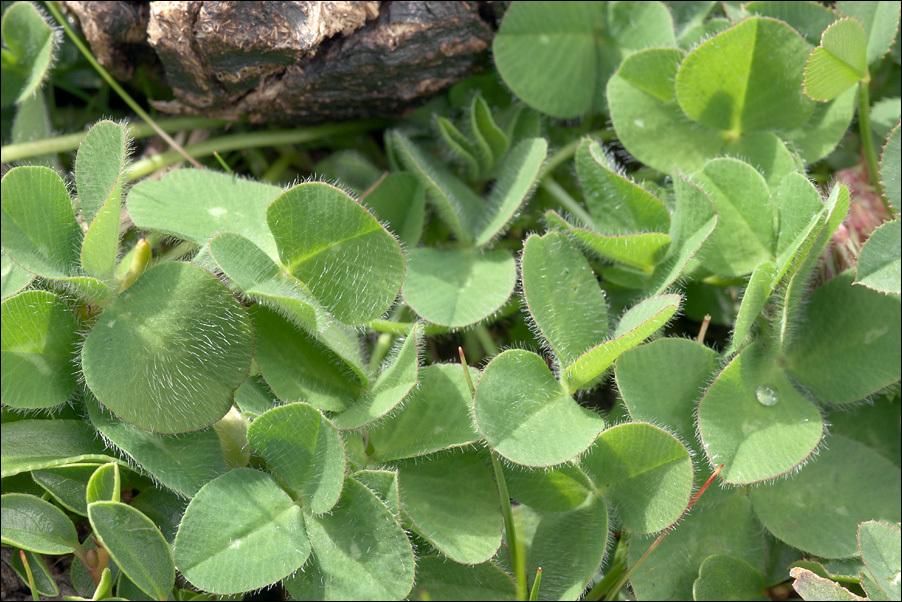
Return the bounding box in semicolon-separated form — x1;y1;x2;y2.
857;79;889;210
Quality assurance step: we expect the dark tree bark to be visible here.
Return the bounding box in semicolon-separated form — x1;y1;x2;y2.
63;1;499;124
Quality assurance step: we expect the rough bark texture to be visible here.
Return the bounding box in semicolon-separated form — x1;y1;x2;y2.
62;1;497;124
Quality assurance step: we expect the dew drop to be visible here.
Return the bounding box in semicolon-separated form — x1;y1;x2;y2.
755;385;779;406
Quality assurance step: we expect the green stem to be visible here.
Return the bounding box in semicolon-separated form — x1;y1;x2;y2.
366;319;450;336
44;1;203;169
127;120;390;180
474;324;500;357
458;346;527;600
856;79;889;211
492;453;527;601
540;177;595;226
212;151;234;175
1;116;226;164
368;333;394;374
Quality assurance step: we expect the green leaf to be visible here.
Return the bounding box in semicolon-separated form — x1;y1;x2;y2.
785;86;858;163
366;363;481;462
693;555;768;601
861;570;892;602
774;172;826;276
744;1;839;47
437;116;481;181
1;166;82;280
676;17;814;133
9;548;58;598
1;250;34;299
804;18;868;101
361;172;425;248
562;293;681;393
86;399;229;498
31;464;98;516
332;324;420;430
1;290;79;409
691;158;774;278
11;90;55;168
474;349;604;467
75;120;128;224
608;48;803;184
698;343;823;484
503;462;593;512
411;556;516;601
85;463;119;504
629;488;768;601
129;488;187;544
474;137;546;247
82;262;255;433
778;183;850;350
234;375;280;418
268;182;405;325
403;247;517;328
283;477;415;601
581;423;694;533
669;1;717;41
0;493;80;554
89;501;175;601
608;48;722;173
576;139;670;232
856;218;901;295
390;131;482;243
351;469;401;518
1;1;56;103
881;122;900;213
858;521;901;600
789;567;865;601
785;270;901;404
174;468;309;595
751;435;901;558
493;1;674;118
251;304;365;412
470;93;509;169
521;231;608;368
616;338;720;460
1;419;116;478
727;261;778;354
396;449;502;564
210;231;328;333
647;174;718;294
127;169;282;257
493;2;605;118
518;495;610;600
247;403;345;514
837;0;902;65
569;228;671;272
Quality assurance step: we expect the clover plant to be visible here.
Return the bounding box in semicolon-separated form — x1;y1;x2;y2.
2;1;901;601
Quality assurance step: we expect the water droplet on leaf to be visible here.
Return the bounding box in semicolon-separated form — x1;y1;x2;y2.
755;385;779;406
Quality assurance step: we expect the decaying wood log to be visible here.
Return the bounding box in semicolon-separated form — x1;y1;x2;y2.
62;1;498;124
